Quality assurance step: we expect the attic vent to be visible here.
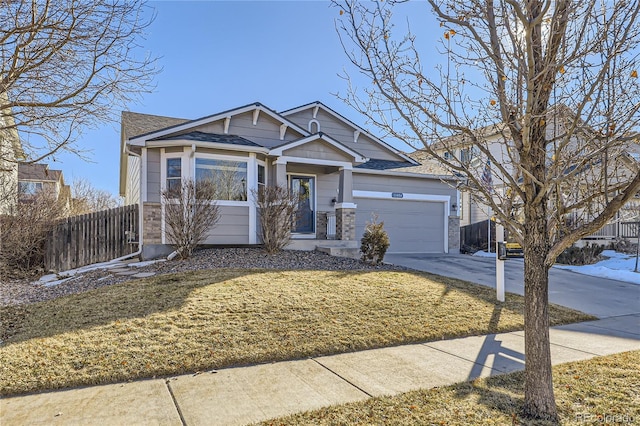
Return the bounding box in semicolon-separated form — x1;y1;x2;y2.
308;119;320;133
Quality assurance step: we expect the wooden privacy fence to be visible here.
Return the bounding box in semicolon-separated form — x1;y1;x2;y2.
45;204;139;272
460;219;496;253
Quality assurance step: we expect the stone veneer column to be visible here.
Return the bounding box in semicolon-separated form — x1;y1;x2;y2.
143;202;163;244
316;212;328;240
448;215;460;253
336;207;356;241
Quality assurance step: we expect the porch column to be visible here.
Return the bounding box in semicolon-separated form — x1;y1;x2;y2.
274;159;287;188
337;167;353;203
336;166;356;241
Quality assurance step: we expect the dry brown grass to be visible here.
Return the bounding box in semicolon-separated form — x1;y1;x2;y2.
261;350;640;426
0;269;593;396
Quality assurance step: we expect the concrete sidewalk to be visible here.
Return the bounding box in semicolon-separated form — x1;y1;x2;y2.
2;314;638;426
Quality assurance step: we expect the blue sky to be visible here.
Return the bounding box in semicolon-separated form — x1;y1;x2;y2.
53;1;439;197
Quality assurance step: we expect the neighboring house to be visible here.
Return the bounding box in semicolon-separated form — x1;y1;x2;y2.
0;96;25;215
17;163;72;214
422;107;639;240
120;101;460;259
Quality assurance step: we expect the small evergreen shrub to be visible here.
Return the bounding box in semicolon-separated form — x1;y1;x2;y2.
360;214;390;265
555;243;605;265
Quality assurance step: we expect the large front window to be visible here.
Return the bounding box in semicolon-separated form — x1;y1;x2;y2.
196;158;248;201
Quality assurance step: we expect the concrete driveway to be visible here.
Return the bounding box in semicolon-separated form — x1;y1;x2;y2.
384;253;640;319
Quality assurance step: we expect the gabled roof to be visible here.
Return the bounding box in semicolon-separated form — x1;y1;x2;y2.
18;163;63;182
281;101;419;165
127;102;309;146
269;132;368;163
151;131;263;147
122;111;189;139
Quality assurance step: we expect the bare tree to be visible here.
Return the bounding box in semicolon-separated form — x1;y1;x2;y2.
161;179;220;259
252;185;300;254
0;0;158;165
335;0;640;420
0;191;66;279
70;177;122;215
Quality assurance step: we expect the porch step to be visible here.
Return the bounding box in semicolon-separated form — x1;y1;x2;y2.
316;245;361;259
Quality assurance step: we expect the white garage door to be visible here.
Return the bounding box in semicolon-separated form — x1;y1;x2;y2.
355;198;446;253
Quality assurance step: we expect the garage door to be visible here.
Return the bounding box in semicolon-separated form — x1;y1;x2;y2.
354;198;445;253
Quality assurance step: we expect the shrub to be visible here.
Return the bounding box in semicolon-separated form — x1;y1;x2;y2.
252;185;300;254
0;193;66;279
607;237;637;255
555;243;605;266
360;214;390;265
161;179;220;259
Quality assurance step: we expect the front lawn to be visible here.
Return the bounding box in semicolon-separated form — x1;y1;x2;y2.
261;350;640;426
0;269;593;395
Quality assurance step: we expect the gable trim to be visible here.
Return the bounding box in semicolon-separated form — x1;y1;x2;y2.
269;133;367;163
281;101;418;165
128;103;309;146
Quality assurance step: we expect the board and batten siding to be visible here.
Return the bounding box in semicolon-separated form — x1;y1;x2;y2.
203;205;250;244
285;109;399;161
186;111;305;148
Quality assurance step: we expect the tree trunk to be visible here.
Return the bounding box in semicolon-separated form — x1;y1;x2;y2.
522;211;558;421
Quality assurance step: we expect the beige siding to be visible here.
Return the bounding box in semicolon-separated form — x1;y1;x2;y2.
283;140;354;162
147;148;161;203
204;205;250;244
125;155;140;205
190;111;305;148
316;173;340;212
353;172;456;197
286;109;400;161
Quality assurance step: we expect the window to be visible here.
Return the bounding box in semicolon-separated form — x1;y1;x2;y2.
460;146;480;165
18;181;43;195
258;164;266;190
443;151;454;161
196;158;248;201
166;158;182;191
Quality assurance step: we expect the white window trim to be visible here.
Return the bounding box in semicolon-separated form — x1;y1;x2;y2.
288;172;317;239
160;149;190;244
192;152;252;206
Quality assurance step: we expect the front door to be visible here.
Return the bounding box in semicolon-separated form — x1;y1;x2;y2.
290;175;315;234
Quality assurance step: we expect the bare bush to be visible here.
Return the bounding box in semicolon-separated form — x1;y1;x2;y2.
252;185;300;254
0;193;66;278
161;180;220;259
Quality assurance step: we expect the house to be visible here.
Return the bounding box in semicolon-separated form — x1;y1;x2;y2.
119;101;461;259
17;162;72;214
0;98;24;215
421;106;640;241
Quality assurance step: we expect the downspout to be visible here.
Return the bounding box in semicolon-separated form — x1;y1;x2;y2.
110;145;144;262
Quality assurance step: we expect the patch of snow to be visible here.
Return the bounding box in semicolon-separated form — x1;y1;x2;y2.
127;259;165;268
472;250;496;258
554;250;640;285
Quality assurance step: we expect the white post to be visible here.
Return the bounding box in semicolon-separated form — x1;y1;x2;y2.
496;222;505;302
487;208;492;253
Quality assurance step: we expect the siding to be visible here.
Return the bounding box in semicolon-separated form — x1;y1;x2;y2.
316;173;340;212
283;140;354;162
126;155;140;205
285;109;399;161
353;172;456;197
189;111;305;148
147;148;161;203
204;205;250;244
